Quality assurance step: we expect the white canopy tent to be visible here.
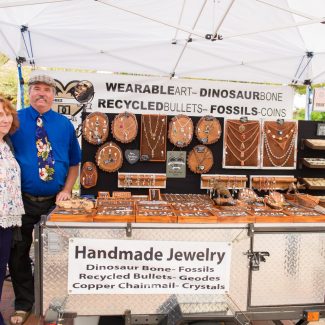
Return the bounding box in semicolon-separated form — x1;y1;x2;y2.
0;0;325;85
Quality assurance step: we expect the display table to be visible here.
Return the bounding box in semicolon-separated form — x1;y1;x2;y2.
34;216;325;324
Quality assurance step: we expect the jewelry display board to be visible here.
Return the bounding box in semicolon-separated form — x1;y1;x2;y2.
80;114;325;197
223;119;260;168
95;141;123;172
140;114;167;161
82;111;109;145
118;172;167;188
261;120;298;169
187;145;214;174
111;112;138;143
195;115;221;145
168;114;194;147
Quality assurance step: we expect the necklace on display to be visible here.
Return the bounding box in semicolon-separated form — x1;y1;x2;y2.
142;115;165;158
169;115;193;147
112;112;138;143
226;120;258;139
264;123;296;150
226;129;259;161
227;123;260;151
188;145;213;173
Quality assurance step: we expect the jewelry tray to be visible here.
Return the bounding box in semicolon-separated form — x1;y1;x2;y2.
302;158;325;169
304;139;325;150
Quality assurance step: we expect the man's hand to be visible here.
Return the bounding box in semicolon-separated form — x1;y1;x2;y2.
56;190;72;202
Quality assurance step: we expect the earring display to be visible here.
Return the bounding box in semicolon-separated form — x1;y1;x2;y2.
251;176;297;191
140;114;167;161
111;112;138;143
82;112;109;145
80;161;98;189
195;115;222;145
95;141;123;172
187;145;214;174
201;175;247;190
261;120;298;169
168;114;194;147
118;173;167;188
223;119;260;168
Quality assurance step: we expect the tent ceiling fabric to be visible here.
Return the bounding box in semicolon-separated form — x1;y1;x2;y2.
0;0;325;85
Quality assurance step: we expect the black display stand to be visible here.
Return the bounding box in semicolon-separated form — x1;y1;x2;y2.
80;113;325;197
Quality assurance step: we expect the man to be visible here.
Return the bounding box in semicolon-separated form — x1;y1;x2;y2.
9;74;81;325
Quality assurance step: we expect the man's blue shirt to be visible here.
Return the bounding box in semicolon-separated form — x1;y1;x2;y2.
10;106;81;196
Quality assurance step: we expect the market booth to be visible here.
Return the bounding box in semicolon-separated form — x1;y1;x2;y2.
1;1;325;324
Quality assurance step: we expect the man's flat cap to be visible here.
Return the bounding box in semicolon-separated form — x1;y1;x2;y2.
28;74;56;88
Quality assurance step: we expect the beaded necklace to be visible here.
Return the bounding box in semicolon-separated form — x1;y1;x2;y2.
263;122;297;167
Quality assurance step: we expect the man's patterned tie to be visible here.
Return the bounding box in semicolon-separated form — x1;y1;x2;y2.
36;116;55;181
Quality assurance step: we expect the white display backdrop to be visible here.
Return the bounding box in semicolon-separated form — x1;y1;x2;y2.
68;238;232;295
45;71;294;120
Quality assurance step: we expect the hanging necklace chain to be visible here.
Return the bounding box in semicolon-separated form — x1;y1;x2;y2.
226;129;260;156
143;116;165;157
174;115;192;130
263;131;296;165
148;115;160;138
225;141;258;166
227;122;260;144
114;114;137;139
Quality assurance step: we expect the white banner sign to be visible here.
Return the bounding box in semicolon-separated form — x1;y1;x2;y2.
68;238;232;295
42;71;294;120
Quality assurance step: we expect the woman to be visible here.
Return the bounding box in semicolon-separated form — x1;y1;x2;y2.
0;97;24;325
